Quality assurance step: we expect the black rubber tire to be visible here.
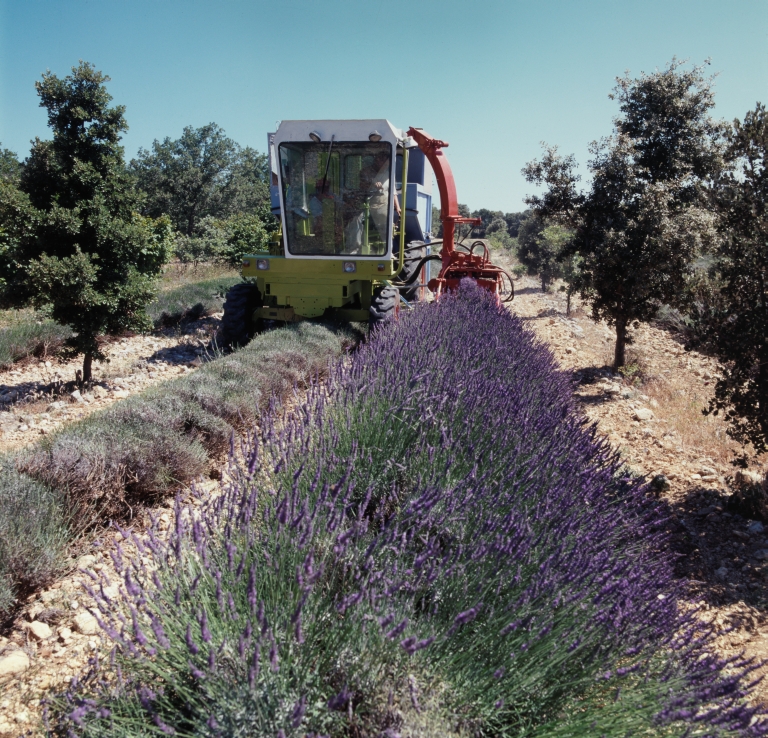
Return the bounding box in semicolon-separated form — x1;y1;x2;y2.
396;240;426;302
218;283;262;348
369;284;398;331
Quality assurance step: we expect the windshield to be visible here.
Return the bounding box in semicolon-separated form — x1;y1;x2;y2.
279;141;393;256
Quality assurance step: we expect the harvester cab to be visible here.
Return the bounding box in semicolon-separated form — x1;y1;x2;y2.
218;120;512;346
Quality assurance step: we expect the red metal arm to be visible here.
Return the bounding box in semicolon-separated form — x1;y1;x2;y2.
406;127;481;272
406;126;512;302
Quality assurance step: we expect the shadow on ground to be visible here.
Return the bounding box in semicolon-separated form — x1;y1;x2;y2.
661;483;768;611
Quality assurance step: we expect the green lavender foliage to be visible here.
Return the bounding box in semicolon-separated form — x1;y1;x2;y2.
147;277;240;326
0;466;68;619
0;309;71;367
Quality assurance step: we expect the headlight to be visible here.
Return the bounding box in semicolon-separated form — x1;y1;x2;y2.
242;259;251;268
256;259;270;270
342;261;356;273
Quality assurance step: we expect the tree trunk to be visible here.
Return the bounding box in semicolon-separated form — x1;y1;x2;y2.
759;340;768;447
82;353;93;384
613;317;627;371
566;288;572;317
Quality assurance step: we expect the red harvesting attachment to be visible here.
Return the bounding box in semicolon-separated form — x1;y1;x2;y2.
407;127;513;302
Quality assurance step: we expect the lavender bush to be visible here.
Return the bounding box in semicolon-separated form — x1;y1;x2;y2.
52;284;768;737
0;467;68;619
0;323;347;621
19;322;348;520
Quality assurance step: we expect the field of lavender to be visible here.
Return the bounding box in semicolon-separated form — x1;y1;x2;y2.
52;284;768;736
0;322;348;623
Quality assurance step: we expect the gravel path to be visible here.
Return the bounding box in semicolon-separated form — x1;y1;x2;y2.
0;316;221;454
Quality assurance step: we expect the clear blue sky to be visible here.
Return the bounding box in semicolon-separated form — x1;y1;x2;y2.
1;0;766;212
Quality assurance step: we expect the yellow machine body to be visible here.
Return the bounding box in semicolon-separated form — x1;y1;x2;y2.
241;254;397;321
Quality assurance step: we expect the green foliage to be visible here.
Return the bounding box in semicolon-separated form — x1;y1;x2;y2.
0;62;172;379
0;467;68;619
147;276;240;326
467;209;527;240
220;212;269;266
131;124;271;236
0;309;72;367
524;59;725;369
518;216;572;291
173;215;227;265
689;103;768;454
3;322;348;618
431;204;442;237
173;213;269;267
0;145;21;184
487;229;515;251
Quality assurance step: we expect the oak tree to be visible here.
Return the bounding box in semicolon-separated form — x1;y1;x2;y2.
0;62;172;381
689;103;768;454
524;60;724;369
131;125;270;236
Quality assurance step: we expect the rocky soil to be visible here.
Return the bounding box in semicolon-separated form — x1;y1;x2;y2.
0;314;223;735
2;277;768;732
0;316;221;454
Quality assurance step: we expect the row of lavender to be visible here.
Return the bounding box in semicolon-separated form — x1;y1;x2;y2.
52;283;767;736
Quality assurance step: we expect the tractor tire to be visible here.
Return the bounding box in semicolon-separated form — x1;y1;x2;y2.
396;240;426;302
369;284;398;331
218;282;262;349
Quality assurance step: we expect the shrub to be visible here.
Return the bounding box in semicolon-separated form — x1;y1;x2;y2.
147;277;240;326
0;467;68;619
219;213;269;268
17;409;210;521
19;323;347;521
173;217;227;266
51;284;767;737
0;309;71;367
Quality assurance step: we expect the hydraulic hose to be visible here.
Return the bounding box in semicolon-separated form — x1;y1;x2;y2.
391;254;442;286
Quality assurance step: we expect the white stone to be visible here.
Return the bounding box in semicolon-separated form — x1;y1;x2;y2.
73;611;99;635
25;621;52;641
58;627;72;641
633;408;654;421
70;389;84;403
77;554;97;570
0;650;30;677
